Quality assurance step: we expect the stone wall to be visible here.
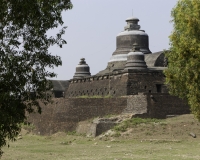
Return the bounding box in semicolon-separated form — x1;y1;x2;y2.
66;73;128;97
27;99;78;135
28;98;127;135
28;94;190;135
123;94;148;115
146;93;190;118
127;70;167;95
66;69;168;98
122;93;190;119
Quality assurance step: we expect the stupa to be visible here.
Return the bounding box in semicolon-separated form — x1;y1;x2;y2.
52;17;168;98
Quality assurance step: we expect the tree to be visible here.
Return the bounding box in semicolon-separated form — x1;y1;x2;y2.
0;0;72;156
165;0;200;120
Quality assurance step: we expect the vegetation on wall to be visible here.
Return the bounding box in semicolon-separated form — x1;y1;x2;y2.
0;0;72;156
77;95;113;98
165;0;200;120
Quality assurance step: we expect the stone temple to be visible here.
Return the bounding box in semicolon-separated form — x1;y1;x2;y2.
52;17;169;98
29;17;190;136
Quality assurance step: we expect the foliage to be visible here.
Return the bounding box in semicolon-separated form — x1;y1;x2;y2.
77;95;113;98
113;118;160;132
66;131;86;137
112;131;121;137
0;0;72;156
164;0;200;120
21;122;35;132
66;131;77;136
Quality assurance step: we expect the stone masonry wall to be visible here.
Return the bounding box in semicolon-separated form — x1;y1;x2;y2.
146;93;190;118
66;73;128;97
28;93;190;135
127;70;167;95
27;98;127;135
122;93;190;118
123;94;148;115
66;70;168;99
28;94;190;135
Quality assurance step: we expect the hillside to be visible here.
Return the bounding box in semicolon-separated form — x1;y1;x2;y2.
2;114;200;160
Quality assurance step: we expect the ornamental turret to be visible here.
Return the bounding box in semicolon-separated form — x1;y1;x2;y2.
73;58;91;79
124;43;147;71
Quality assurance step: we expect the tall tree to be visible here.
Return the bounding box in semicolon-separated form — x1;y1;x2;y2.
165;0;200;120
0;0;72;156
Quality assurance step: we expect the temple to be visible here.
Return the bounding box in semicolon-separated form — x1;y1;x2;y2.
53;17;168;98
28;17;190;136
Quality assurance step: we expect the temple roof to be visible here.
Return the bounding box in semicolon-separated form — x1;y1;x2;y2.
126;17;139;22
51;80;69;91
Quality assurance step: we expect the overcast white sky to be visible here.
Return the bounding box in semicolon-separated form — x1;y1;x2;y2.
49;0;178;80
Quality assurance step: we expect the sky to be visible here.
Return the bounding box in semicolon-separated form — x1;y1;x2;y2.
49;0;178;80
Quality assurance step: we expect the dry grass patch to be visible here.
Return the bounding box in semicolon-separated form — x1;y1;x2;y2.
2;114;200;160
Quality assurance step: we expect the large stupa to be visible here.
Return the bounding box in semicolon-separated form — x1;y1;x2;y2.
97;17;165;75
52;17;168;98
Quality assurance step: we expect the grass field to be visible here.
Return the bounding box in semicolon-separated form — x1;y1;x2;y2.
2;114;200;160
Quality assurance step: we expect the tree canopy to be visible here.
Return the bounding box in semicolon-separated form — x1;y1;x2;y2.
165;0;200;120
0;0;72;156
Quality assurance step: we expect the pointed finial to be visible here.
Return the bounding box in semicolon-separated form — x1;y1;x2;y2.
79;58;86;65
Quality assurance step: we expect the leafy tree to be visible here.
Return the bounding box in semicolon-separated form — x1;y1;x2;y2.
0;0;72;156
165;0;200;120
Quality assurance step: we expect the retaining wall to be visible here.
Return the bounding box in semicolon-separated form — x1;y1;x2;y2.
28;98;127;135
27;94;190;135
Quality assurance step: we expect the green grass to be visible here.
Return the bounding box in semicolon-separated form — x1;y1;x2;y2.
77;95;113;98
2;114;200;160
113;117;161;132
66;131;86;137
66;131;77;135
103;114;117;118
2;134;200;160
20;123;35;132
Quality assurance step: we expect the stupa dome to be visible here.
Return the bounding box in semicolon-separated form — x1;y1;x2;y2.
73;58;91;79
97;16;152;75
109;17;151;64
124;43;147;71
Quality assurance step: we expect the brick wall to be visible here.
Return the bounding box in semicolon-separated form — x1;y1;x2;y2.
146;93;190;118
27;94;190;135
66;74;128;98
28;98;127;135
123;94;148;115
127;70;167;95
66;70;167;98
